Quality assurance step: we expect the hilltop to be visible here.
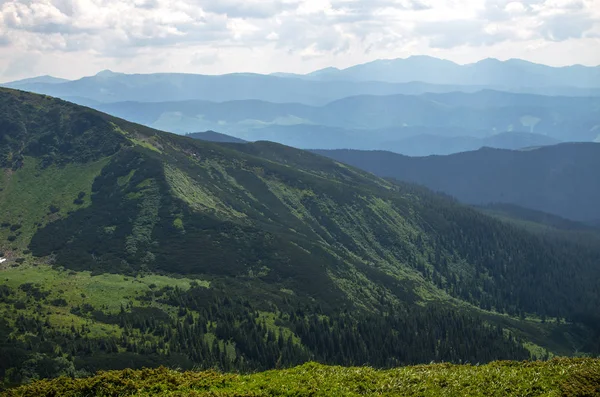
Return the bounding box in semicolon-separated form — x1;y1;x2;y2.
186;131;247;143
1;88;600;387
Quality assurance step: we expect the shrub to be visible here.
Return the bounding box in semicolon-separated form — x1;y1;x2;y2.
50;298;68;307
13;300;27;310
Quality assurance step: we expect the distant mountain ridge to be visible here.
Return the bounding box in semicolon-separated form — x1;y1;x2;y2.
208;125;559;155
314;143;600;223
4;56;600;108
1;72;501;106
381;132;560;156
3;75;70;86
90;91;600;144
297;56;600;88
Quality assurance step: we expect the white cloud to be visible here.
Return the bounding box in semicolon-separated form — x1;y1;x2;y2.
0;0;598;81
504;2;527;13
198;0;300;19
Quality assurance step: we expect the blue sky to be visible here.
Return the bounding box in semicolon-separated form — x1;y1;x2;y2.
0;0;599;80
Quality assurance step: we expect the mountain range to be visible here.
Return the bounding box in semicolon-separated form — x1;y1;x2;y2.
84;90;599;148
382;132;560;156
3;57;600;108
188;127;560;155
2;88;600;384
3;56;599;158
2;70;492;106
276;56;600;89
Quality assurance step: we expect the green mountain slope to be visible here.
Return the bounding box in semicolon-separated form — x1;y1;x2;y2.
1;88;599;387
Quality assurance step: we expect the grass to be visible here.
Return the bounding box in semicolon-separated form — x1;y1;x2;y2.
256;311;303;345
112;123;162;153
164;164;247;220
0;264;201;313
5;358;599;396
0;156;109;252
0;264;206;339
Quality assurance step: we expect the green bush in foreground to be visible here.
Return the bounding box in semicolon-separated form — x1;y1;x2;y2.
4;358;599;397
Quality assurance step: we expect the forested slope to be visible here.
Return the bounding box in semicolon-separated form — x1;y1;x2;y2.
0;88;599;387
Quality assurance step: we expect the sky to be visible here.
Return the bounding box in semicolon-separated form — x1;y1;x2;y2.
0;0;599;81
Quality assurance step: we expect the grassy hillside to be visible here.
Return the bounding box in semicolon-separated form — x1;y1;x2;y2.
1;88;599;388
6;358;600;397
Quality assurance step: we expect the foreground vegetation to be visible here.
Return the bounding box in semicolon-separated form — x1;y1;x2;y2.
5;358;599;397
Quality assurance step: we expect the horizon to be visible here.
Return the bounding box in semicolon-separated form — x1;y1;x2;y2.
4;54;600;84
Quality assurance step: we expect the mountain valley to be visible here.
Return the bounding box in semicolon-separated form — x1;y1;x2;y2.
1;88;600;389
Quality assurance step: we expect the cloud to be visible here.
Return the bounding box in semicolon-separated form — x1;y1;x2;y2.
1;1;74;33
2;53;41;77
189;50;220;65
197;0;300;19
415;0;600;48
266;13;352;55
2;0;597;55
0;33;10;46
414;19;516;48
0;0;237;56
331;0;431;13
540;12;595;40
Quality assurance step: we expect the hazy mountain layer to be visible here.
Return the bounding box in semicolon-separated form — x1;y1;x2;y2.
5;59;600;108
3;75;70;87
188;128;559;156
297;56;600;89
88;92;600;145
314;143;600;222
0;72;492;106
